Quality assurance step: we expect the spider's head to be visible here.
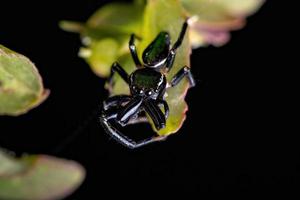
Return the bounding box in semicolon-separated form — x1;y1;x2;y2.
130;68;166;99
142;32;171;69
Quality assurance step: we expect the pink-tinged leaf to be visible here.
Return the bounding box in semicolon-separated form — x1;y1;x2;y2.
180;0;265;47
0;45;49;116
0;150;85;200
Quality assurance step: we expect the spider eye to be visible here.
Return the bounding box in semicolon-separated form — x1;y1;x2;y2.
147;91;152;96
139;90;144;94
132;85;138;92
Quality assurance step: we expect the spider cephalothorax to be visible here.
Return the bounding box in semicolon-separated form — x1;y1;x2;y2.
100;21;195;149
130;68;166;99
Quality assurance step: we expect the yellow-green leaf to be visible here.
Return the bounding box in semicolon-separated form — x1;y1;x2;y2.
60;0;265;138
0;45;49;116
61;0;192;136
87;0;145;35
60;0;146;78
0;150;85;200
107;53;133;96
79;38;120;77
138;0;190;136
102;0;191;136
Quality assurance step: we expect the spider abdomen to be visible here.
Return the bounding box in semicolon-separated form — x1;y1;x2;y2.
142;32;171;67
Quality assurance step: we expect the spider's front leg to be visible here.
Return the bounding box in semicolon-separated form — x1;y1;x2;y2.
158;99;169;119
143;99;168;130
100;95;141;148
103;95;131;111
125;99;169;125
116;96;143;126
100;99;167;149
101;114;167;149
100;112;139;149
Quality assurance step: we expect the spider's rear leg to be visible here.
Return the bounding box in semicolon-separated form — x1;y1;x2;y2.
129;34;143;68
165;21;188;72
107;62;129;91
170;66;196;88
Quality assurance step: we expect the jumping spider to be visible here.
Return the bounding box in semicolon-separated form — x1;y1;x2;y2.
100;21;195;149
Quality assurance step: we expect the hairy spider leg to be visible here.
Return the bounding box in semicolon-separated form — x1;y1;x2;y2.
165;21;188;72
170;66;196;88
129;34;142;68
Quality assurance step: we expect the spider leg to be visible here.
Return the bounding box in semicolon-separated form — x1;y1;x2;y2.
170;65;195;88
116;96;143;126
143;99;166;130
127;115;149;125
126;99;169;125
165;21;188;72
103;95;131;110
123;99;169;125
129;34;142;68
173;21;188;50
158;99;169;119
100;111;167;149
107;62;129;90
126;109;148;125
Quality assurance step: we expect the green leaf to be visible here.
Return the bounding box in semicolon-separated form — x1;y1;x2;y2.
104;0;191;136
0;150;25;177
106;53;132;96
79;38;121;77
0;149;85;200
180;0;265;47
61;0;192;136
61;0;265;136
138;0;190;136
0;45;49;116
60;0;146;77
86;0;145;35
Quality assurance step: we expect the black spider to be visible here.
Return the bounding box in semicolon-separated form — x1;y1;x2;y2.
100;21;195;149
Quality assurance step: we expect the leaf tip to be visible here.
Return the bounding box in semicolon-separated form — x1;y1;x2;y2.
59;21;84;33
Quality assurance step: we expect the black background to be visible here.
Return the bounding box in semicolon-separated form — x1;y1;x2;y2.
1;0;297;196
